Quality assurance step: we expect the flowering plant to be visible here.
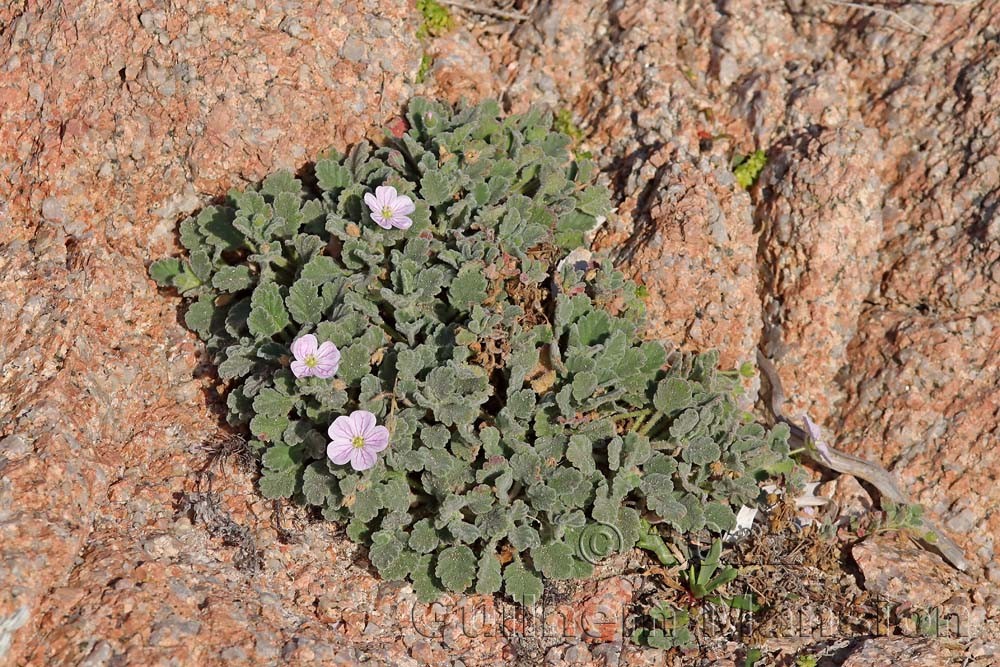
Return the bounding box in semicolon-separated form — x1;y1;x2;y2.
151;99;792;603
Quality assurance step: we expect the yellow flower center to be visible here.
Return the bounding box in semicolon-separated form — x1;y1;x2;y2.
352;436;366;449
304;354;318;368
381;206;394;220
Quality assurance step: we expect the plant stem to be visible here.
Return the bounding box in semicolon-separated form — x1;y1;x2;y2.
378;321;407;343
638;410;666;436
611;409;652;423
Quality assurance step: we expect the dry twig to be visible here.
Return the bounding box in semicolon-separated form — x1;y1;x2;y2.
824;0;981;37
440;0;530;22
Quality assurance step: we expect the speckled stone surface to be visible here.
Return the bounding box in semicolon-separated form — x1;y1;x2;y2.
1;1;425;663
2;0;999;664
497;0;998;587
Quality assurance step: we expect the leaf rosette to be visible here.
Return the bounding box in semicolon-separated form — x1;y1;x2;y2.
152;99;792;602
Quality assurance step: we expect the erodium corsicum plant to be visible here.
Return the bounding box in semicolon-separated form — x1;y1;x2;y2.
151;98;792;604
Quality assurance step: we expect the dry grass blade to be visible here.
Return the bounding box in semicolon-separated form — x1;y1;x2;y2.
178;491;262;573
826;0;981;37
440;0;530;21
826;0;931;36
190;430;254;473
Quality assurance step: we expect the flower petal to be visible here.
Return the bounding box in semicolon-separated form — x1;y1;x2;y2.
290;360;311;378
393;197;415;216
351;410;378;438
328;415;355;441
390;214;413;230
327;440;354;465
350;446;377;471
316;341;341;363
372;214;393;230
365;425;390;452
802;414;822;441
312;362;338;379
290;334;317;360
375;185;398;205
364;192;380;212
802;414;834;464
328;434;354;449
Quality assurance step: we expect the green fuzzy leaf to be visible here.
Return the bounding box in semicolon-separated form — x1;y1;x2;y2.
566;435;595;474
369;531;417;581
654;377;694;414
669;409;700;439
576;185;612;217
379;478;412;514
409;519;440;554
338;342;374;386
224;299;251;336
294;234;326;262
509;449;542;483
571;371;598;402
704;502;737;532
261;170;301;198
555;211;596;248
218;351;254;380
232;188;269;218
448;263;488;311
189;249;212;281
622;432;652;469
253;388;295;418
396;344;438;380
149;258;182;286
683;436;722;466
179;219;204;253
200;207;242;250
315;158;353;192
286;278;326;325
507;389;535;415
419;169;455;207
448;520;480;544
476;552;503;595
411;555;445;602
508;524;541;551
612;469;642;498
352;486;384;523
530;541;576;580
213;265;254;292
250;414;289;443
262;443;298;471
607;436;623;471
504;559;543;606
259;468;297;499
420;425;450;449
677;494;706;532
548;467;587;506
571;310;610;347
302;462;338;506
172;263;203;293
435;545;477;593
645;453;679;476
300;256;342;284
642;473;688;525
248;282;290;337
184;295;215;338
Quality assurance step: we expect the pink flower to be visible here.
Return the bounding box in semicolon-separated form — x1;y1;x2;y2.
290;334;340;379
802;414;833;465
327;410;390;471
364;185;415;230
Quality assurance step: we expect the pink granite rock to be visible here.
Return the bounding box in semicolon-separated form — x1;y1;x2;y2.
2;0;998;664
